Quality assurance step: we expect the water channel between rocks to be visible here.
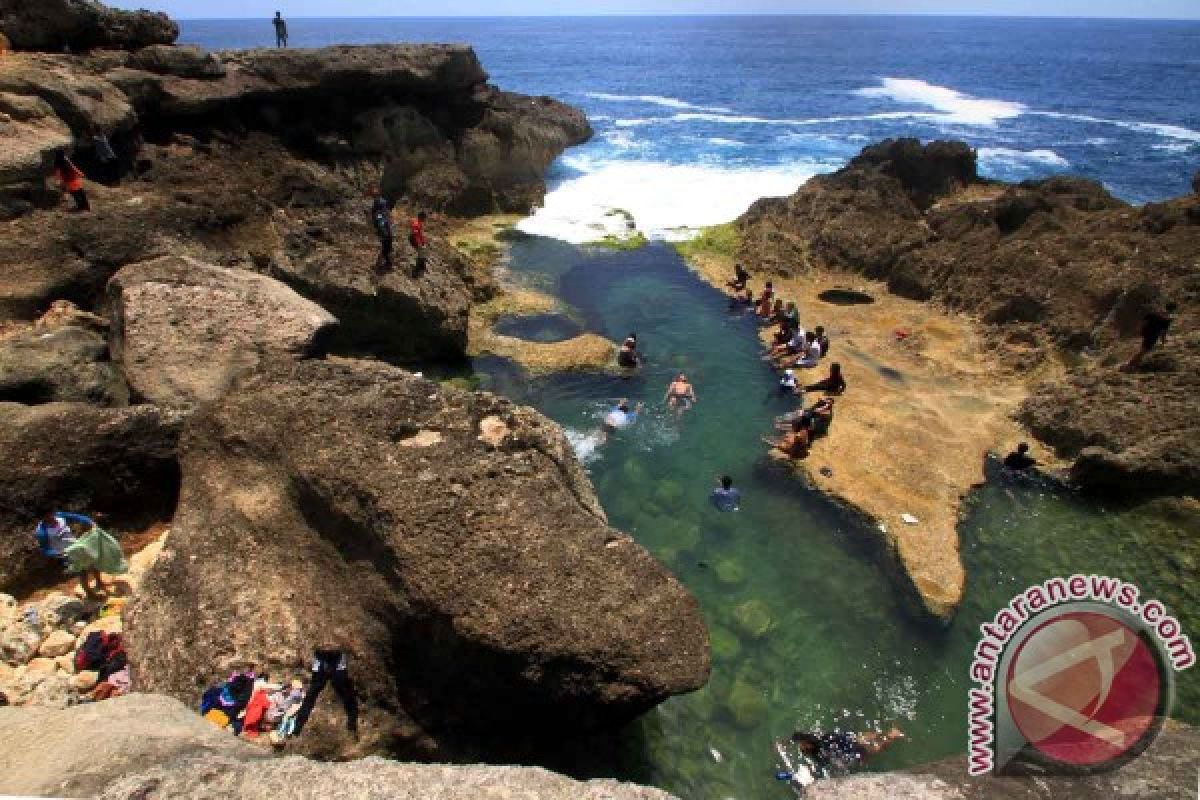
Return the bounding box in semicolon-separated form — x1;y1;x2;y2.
456;236;1198;800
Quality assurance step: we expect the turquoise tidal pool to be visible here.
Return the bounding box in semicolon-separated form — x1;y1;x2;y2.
463;236;1198;800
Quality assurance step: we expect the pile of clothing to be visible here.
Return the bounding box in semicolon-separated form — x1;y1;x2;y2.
201;671;305;744
74;630;130;700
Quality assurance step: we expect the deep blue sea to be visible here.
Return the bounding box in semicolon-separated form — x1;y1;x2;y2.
182;16;1200;240
181;17;1199;800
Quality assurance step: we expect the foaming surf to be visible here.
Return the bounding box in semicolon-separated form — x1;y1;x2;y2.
517;156;834;243
978;147;1070;171
855;77;1026;126
584;92;734;115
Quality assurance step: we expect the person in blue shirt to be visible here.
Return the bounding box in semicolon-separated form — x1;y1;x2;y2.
711;475;741;512
599;399;642;443
35;511;105;596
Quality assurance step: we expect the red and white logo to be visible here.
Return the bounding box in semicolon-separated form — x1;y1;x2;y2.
1004;610;1166;769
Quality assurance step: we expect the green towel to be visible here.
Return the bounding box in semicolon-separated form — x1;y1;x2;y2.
64;527;128;575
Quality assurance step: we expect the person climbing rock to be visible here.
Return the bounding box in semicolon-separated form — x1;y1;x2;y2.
51;151;89;212
409;210;429;277
369;187;393;272
1123;301;1177;371
292;645;359;737
273;11;289;48
711;475;742;512
35;511;105;596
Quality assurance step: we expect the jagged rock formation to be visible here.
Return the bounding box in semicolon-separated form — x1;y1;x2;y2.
106;255;337;409
0;0;178;53
127;359;710;761
0;694;679;800
737;137;1199;500
0;402;181;594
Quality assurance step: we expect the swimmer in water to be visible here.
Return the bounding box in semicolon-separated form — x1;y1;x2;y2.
616;334;642;369
598;398;642;443
664;373;696;416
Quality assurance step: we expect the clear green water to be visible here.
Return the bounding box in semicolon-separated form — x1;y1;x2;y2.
465;237;1198;800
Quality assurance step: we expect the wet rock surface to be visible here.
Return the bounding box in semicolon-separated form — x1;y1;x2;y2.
127;359;709;761
737;137;1200;500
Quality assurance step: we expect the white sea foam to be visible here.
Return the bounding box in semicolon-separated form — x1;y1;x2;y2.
1151;142;1193;153
1030;111;1200;142
707;137;745;147
855;77;1025;126
565;427;604;464
584;92;735;115
518;156;833;243
978;147;1070;169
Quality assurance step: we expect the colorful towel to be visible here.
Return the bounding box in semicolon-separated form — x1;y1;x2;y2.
64;527;128;575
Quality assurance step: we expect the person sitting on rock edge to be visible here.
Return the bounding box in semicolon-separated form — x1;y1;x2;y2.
726;262;750;291
1003;442;1037;471
805;362;846;395
764;417;810;460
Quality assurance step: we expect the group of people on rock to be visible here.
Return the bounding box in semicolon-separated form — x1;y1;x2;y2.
724;263;848;462
370;186;429;277
201;646;359;746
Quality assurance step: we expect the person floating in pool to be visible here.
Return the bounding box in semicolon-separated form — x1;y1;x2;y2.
664;373;696;415
616;333;642;369
604;398;641;431
777;726;904;785
710;475;741;512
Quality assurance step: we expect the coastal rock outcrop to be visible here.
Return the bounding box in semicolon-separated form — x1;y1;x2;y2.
127;359;710;760
106;255;338;409
0;402;181;594
0;0;178;53
736;138;1199;500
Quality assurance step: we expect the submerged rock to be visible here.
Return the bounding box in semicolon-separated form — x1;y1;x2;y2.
127;359;709;760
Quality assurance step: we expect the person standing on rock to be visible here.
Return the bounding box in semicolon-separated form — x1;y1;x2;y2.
409;210;429;277
369;187;394;273
1123;301;1177;371
51;151;89;212
292;645;359;738
273;11;289;48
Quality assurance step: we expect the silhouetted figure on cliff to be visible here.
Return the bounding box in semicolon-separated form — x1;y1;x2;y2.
273;12;289;48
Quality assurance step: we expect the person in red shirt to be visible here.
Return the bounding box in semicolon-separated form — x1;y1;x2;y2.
408;210;428;277
52;150;89;211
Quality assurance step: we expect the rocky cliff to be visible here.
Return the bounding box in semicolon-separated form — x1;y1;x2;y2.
0;0;178;53
737;138;1199;500
0;39;589;360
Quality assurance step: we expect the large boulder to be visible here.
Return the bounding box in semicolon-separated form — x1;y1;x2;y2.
0;402;181;595
106;256;338;409
101;755;679;800
0;0;178;52
0;695;263;799
0;302;127;405
127;359;709;760
847;137;978;209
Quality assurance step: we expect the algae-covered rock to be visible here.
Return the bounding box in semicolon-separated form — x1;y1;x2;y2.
709;625;742;662
726;675;769;729
733;599;773;640
714;558;746;587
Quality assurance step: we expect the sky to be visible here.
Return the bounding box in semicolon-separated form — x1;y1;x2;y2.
108;1;1200;20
